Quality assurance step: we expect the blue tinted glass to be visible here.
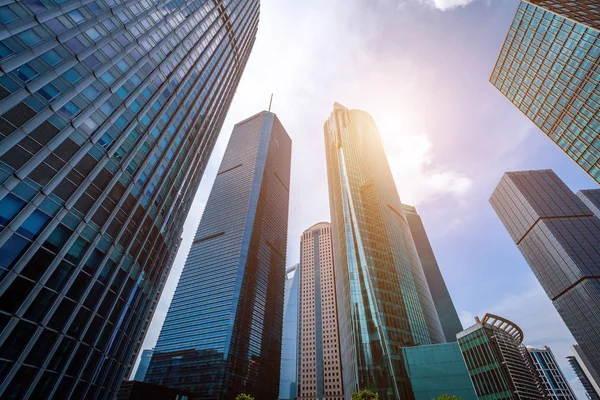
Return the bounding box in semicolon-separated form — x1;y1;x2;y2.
0;42;14;60
0;194;25;226
63;68;81;84
14;64;38;82
38;84;60;101
18;29;41;46
0;7;17;24
17;210;50;239
41;50;63;66
0;234;29;268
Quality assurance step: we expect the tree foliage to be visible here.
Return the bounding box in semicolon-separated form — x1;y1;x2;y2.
235;394;254;400
352;389;378;400
435;394;463;400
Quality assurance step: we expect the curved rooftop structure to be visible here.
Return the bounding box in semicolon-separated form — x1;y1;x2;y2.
481;313;524;344
304;221;331;232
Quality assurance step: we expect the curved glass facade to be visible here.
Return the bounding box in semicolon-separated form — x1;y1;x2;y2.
0;0;259;398
324;103;444;400
145;111;291;399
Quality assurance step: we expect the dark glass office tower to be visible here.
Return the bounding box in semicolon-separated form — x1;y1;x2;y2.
324;103;444;400
145;111;291;399
490;169;600;389
0;0;259;398
490;1;600;184
402;204;463;343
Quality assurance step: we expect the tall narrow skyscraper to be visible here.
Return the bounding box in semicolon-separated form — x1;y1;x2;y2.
490;169;600;388
522;346;577;400
402;204;463;342
145;111;291;399
324;103;444;400
279;264;300;400
297;222;343;400
490;1;600;184
0;1;259;398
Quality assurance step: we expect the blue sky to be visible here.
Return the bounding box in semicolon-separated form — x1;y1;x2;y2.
137;0;598;396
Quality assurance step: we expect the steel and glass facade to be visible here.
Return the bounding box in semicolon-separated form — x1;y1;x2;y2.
491;1;600;184
297;222;343;400
457;314;543;400
523;346;576;400
490;169;600;387
279;264;299;400
324;103;444;400
402;343;477;400
0;0;259;398
145;111;291;399
402;204;463;343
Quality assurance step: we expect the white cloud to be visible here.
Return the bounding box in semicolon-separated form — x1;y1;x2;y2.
382;128;473;205
426;0;477;10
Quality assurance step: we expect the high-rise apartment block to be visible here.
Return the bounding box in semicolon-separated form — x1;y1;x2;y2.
324;103;444;399
523;346;577;400
133;349;153;382
279;264;300;400
403;204;463;342
570;344;600;400
144;111;292;399
491;0;600;184
297;222;343;400
0;0;258;398
457;314;543;400
490;169;600;385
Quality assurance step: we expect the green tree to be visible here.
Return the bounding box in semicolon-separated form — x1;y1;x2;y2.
435;395;463;400
235;394;254;400
352;389;378;400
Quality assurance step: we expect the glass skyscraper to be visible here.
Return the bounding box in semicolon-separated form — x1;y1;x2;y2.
324;103;444;400
490;169;600;390
402;204;463;343
457;314;543;400
145;111;292;399
522;346;577;400
491;0;600;184
279;264;300;400
0;0;259;398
